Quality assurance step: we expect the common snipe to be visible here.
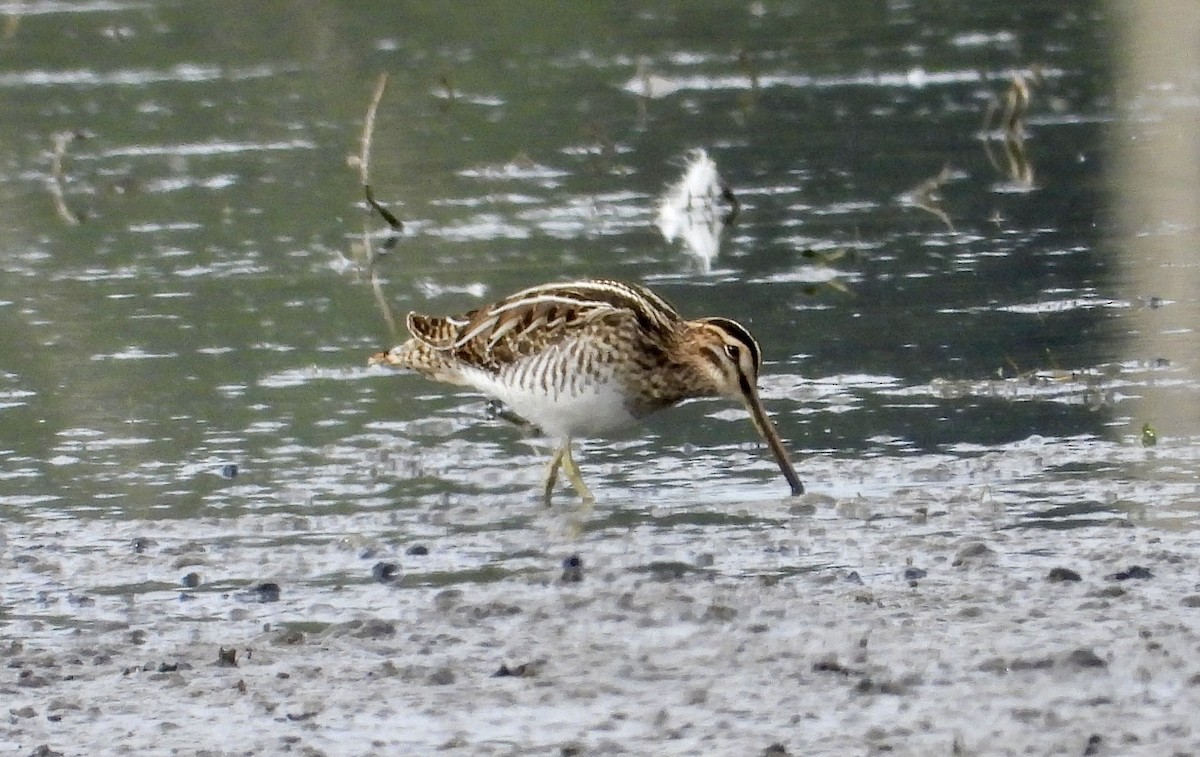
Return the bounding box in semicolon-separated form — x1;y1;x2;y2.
370;279;804;504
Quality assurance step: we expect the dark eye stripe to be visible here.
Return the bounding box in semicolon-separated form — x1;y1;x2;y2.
702;317;762;371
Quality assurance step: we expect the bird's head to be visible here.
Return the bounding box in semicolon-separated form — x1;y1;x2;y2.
687;317;804;496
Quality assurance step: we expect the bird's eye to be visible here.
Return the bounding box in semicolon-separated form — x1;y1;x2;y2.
724;344;741;362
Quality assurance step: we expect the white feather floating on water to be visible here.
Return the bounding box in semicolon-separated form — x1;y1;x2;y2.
656;149;738;273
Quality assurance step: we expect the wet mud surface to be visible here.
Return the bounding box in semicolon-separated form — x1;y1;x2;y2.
3;3;1200;755
5;478;1200;756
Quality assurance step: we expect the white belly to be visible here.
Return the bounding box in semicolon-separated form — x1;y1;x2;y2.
458;340;641;440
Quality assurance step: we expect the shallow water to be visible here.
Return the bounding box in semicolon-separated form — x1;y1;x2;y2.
2;2;1200;755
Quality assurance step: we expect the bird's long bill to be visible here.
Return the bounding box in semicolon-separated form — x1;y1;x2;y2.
738;378;805;496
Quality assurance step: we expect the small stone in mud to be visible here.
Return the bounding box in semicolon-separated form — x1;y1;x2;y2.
405;544;429;556
1181;595;1200;608
1083;734;1103;756
181;572;201;588
903;567;927;582
131;536;155;554
371;562;399;583
220;463;238;479
1047;567;1082;583
27;746;64;757
812;657;855;676
251;582;281;602
560;554;584;583
762;744;791;757
285;710;317;722
216;647;238;667
1065;648;1107;669
493;661;541;677
1106;565;1153;581
845;571;863;585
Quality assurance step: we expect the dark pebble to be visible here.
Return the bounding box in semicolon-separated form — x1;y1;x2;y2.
812;657;854;676
762;744;791;757
28;746;65;757
844;571;863;585
371;562;399;583
181;572;201;588
560;554;584;583
1107;565;1153;581
1065;648;1107;669
216;647;238;667
220;464;238;479
251;582;281;603
405;544;429;556
1083;734;1103;756
286;711;317;722
902;567;927;581
1047;567;1082;583
493;661;538;678
493;663;516;677
131;537;154;554
232;585;282;604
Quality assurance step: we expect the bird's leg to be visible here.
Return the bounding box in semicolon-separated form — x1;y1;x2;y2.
559;442;596;505
542;443;568;506
541;440;595;507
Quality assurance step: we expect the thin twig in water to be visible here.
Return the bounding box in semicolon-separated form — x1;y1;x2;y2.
359;72;402;244
358;73;385;186
981;70;1037;190
49;131;84;225
901;165;955;232
354;73;400;337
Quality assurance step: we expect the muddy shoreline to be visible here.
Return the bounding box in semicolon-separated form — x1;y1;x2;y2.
4;493;1199;756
